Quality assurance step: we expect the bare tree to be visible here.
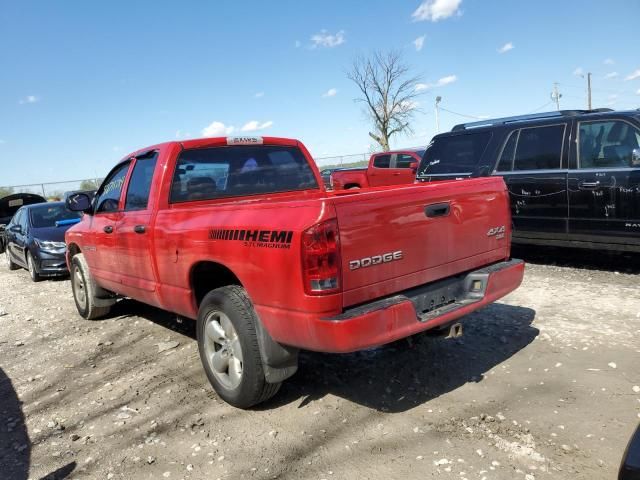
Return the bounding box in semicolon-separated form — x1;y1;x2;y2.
347;51;422;151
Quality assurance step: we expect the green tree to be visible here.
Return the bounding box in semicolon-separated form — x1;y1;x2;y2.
79;179;99;190
0;186;14;199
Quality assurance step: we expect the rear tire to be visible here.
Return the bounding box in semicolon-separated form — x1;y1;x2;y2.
71;253;112;320
197;285;281;408
26;251;41;282
5;250;19;271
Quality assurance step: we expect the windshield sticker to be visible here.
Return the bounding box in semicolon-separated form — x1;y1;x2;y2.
209;229;293;249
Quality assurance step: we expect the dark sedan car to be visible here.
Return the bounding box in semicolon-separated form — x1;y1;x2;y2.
4;202;81;281
0;192;47;254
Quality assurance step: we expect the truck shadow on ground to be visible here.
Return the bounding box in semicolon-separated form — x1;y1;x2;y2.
0;368;76;480
267;303;538;412
0;367;30;480
110;300;537;413
512;245;640;274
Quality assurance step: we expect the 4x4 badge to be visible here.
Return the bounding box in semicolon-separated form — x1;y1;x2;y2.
487;226;505;239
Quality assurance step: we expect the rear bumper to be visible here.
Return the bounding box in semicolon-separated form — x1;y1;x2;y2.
257;259;525;353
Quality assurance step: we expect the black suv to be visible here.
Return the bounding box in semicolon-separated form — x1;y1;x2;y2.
417;109;640;252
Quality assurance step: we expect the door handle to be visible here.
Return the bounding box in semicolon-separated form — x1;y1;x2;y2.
425;202;451;218
134;225;146;234
393;172;402;176
579;181;600;189
103;225;113;234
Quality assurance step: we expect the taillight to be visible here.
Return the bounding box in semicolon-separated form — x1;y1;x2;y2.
301;219;341;295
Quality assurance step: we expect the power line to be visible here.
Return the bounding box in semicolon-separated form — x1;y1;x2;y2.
438;106;484;120
526;100;554;114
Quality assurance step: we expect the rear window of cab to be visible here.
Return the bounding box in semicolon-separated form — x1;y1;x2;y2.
170;145;319;203
417;132;492;176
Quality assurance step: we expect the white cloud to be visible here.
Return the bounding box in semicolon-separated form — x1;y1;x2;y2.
437;75;457;86
240;120;273;132
401;100;420;111
254;91;264;98
625;69;640;81
498;42;514;54
294;40;301;48
322;88;338;98
412;0;462;22
175;130;192;139
310;30;345;48
19;95;39;104
604;72;619;79
573;67;584;76
202;121;235;137
604;58;615;65
413;35;426;51
637;88;640;95
414;75;457;91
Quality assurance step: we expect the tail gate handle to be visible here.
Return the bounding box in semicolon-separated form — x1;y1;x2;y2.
424;202;451;218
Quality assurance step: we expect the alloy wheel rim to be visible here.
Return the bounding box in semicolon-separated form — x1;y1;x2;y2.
73;266;87;310
27;254;34;276
203;310;243;390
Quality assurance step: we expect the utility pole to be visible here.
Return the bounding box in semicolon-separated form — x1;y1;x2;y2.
587;72;592;110
435;96;442;133
551;83;562;111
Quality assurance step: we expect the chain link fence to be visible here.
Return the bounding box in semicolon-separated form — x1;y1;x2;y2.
0;178;103;200
0;145;427;199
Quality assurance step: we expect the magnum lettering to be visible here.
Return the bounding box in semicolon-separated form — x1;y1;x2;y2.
209;229;293;249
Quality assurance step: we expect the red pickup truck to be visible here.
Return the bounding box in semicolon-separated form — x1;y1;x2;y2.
65;136;524;408
330;148;424;190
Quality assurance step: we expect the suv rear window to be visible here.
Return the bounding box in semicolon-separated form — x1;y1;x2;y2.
417;132;492;176
170;145;318;203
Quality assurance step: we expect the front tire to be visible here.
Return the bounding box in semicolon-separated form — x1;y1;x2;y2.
26;251;41;282
197;285;281;408
71;253;112;320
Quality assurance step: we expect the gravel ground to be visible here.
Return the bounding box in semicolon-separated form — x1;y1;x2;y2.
0;247;639;480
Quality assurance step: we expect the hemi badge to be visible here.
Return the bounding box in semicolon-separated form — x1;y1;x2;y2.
226;136;263;145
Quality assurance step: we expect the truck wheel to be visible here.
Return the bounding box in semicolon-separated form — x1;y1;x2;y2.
5;251;19;271
26;251;41;282
197;285;281;408
71;253;112;320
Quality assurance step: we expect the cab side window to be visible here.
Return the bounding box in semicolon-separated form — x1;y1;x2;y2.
395;154;416;168
513;125;565;171
95;161;131;214
578;120;640;169
373;154;391;168
125;154;158;211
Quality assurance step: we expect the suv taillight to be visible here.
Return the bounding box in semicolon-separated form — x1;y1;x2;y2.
301;219;341;295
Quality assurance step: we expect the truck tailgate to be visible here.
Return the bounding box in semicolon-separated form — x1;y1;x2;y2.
332;177;512;307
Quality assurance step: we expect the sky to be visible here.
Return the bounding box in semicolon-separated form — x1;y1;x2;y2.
1;0;640;186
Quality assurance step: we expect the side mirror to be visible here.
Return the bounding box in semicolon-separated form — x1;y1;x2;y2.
9;225;22;234
66;192;93;214
632;148;640;167
409;161;419;172
619;424;640;479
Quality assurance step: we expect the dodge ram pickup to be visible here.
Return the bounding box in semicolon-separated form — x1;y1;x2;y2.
65;136;524;408
331;148;424;190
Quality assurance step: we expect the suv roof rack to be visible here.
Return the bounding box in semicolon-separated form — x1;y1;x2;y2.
451;108;614;131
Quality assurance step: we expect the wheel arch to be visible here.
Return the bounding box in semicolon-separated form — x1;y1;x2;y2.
190;260;244;308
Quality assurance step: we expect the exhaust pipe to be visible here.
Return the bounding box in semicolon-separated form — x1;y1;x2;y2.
445;322;463;339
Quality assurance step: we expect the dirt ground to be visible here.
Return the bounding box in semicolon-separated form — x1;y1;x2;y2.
0;247;639;480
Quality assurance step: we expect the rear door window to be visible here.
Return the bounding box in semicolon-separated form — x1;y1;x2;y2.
170;145;318;203
372;154;391;168
418;132;492;176
395;154;416;168
578;120;640;169
513;124;565;170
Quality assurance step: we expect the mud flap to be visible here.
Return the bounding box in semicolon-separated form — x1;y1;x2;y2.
254;318;299;384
